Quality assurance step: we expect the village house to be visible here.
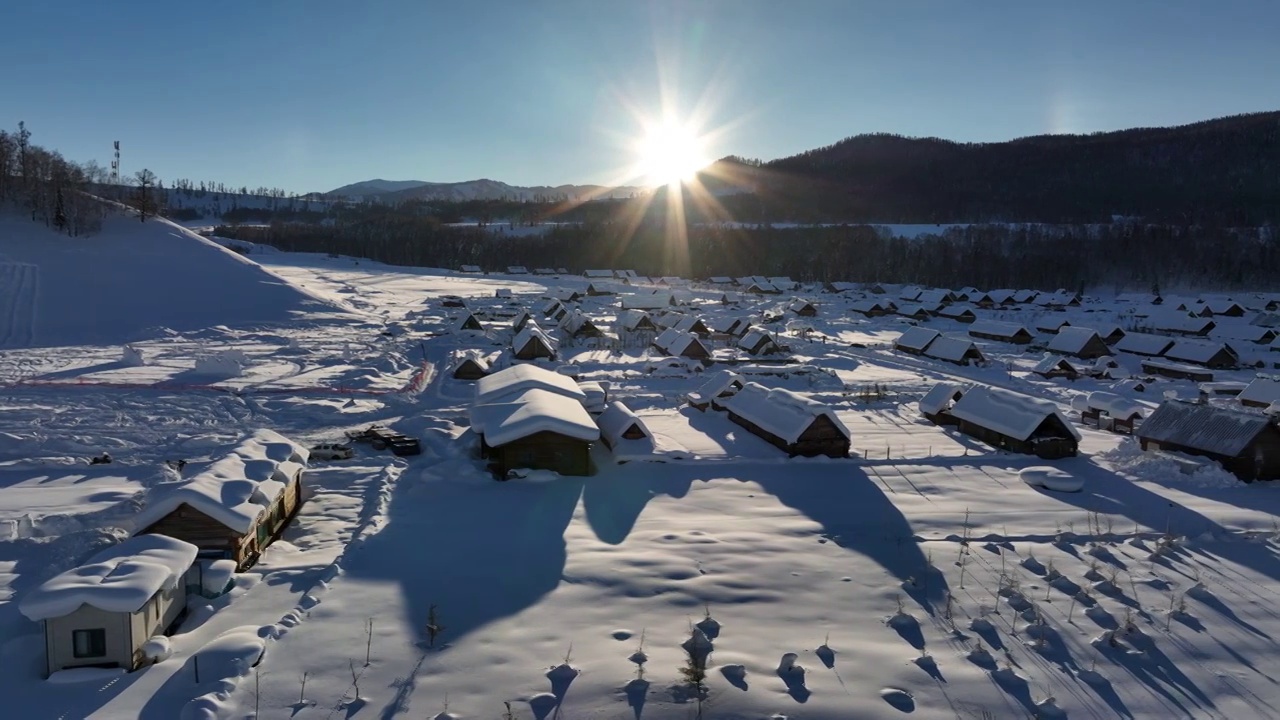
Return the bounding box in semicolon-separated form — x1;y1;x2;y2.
19;534;200;676
936;305;977;323
471;366;599;476
459;264;483;274
1075;391;1145;434
507;266;529;275
1212;324;1278;346
133;430;308;570
663;314;712;336
717;382;851;457
938;385;1080;459
923;335;987;366
470;389;599;476
450;351;492;380
1150;312;1216;337
687;370;745;411
1164;339;1239;369
1031;355;1083;380
1238;377;1280;409
738;326;785;355
1035;318;1071;334
619;293;673;311
1140;359;1215;382
788;299;818;317
510;310;532;332
585;282;614;296
1114;332;1176;357
654;328;711;360
895;304;935;322
452;312;484;332
540;298;568;322
583;269;614;279
851;299;893;317
969;320;1035;345
1047;326;1112;359
595;401;660;462
720;291;743;305
617;309;658;333
560;310;605;339
1137;401;1280;482
918;382;965;425
512;323;558;360
893;327;940;356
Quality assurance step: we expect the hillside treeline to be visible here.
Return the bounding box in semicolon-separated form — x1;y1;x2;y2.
217;216;1280;291
0;123;107;235
715;111;1280;225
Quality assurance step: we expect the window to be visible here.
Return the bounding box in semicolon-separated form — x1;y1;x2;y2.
72;629;106;658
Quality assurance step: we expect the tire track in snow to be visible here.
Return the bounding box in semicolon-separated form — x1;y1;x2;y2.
0;263;38;348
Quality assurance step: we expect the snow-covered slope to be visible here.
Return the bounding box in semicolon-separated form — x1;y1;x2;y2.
330;178;642;202
0;213;340;348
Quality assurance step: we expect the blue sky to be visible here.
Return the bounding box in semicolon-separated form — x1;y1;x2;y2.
3;0;1277;192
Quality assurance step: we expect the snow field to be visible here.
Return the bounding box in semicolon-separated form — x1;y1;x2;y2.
2;226;1280;717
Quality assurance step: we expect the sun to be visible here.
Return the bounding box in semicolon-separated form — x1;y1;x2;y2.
635;120;710;188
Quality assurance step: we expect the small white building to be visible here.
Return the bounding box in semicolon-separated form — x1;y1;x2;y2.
20;534;199;676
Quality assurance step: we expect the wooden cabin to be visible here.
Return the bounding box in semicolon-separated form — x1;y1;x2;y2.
893;327;940;356
942;385;1080;459
1076;392;1145;435
453;313;483;332
133;430;308;570
788;300;817;317
923;336;987;366
654;328;711;360
687;370;745;411
1238;377;1280;409
1138;401;1280;482
1032;355;1081;380
1164;340;1238;369
1047;327;1111;359
470;388;599;477
451;352;491;380
512;324;557;360
738;327;784;356
936;306;977;323
969;320;1034;345
1140;359;1215;382
918;382;965;425
717;382;851;458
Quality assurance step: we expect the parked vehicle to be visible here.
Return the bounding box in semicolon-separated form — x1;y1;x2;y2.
309;443;355;461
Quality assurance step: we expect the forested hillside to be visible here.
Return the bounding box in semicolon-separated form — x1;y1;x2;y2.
708;111;1280;224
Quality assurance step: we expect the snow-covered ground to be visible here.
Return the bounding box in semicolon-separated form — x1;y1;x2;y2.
2;215;1280;718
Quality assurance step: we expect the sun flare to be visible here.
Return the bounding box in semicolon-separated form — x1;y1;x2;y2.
635;120;710;188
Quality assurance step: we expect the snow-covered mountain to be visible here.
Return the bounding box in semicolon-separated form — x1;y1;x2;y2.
327;179;433;197
326;178;643;202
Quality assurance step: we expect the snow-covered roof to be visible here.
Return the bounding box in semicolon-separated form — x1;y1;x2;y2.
1138;401;1271;456
133;430;307;535
1239;377;1280;407
470;388;601;446
707;276;733;284
617;309;655;331
1211;324;1276;343
620;293;671;310
894;327;940;352
917;289;951;304
1048;326;1105;355
851;299;888;313
19;534;199;621
949;386;1081;442
1032;354;1079;375
749;282;780;293
919;382;965;416
924;335;982;363
655;328;706;356
1114;332;1175;356
475;364;585;405
718;382;851;445
513;323;558;354
1165;340;1237;365
459;264;482;273
1150;311;1215;334
970;319;1031;339
451;313;482;332
584;269;614;278
450;350;491;373
560;310;598;335
1083;392;1145;420
738;326;778;352
687;370;743;404
670;315;708;334
1035;317;1070;333
596;401;652;447
720;291;743;303
937;304;976;319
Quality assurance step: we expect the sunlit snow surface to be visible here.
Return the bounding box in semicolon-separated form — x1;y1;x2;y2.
0;218;1278;718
